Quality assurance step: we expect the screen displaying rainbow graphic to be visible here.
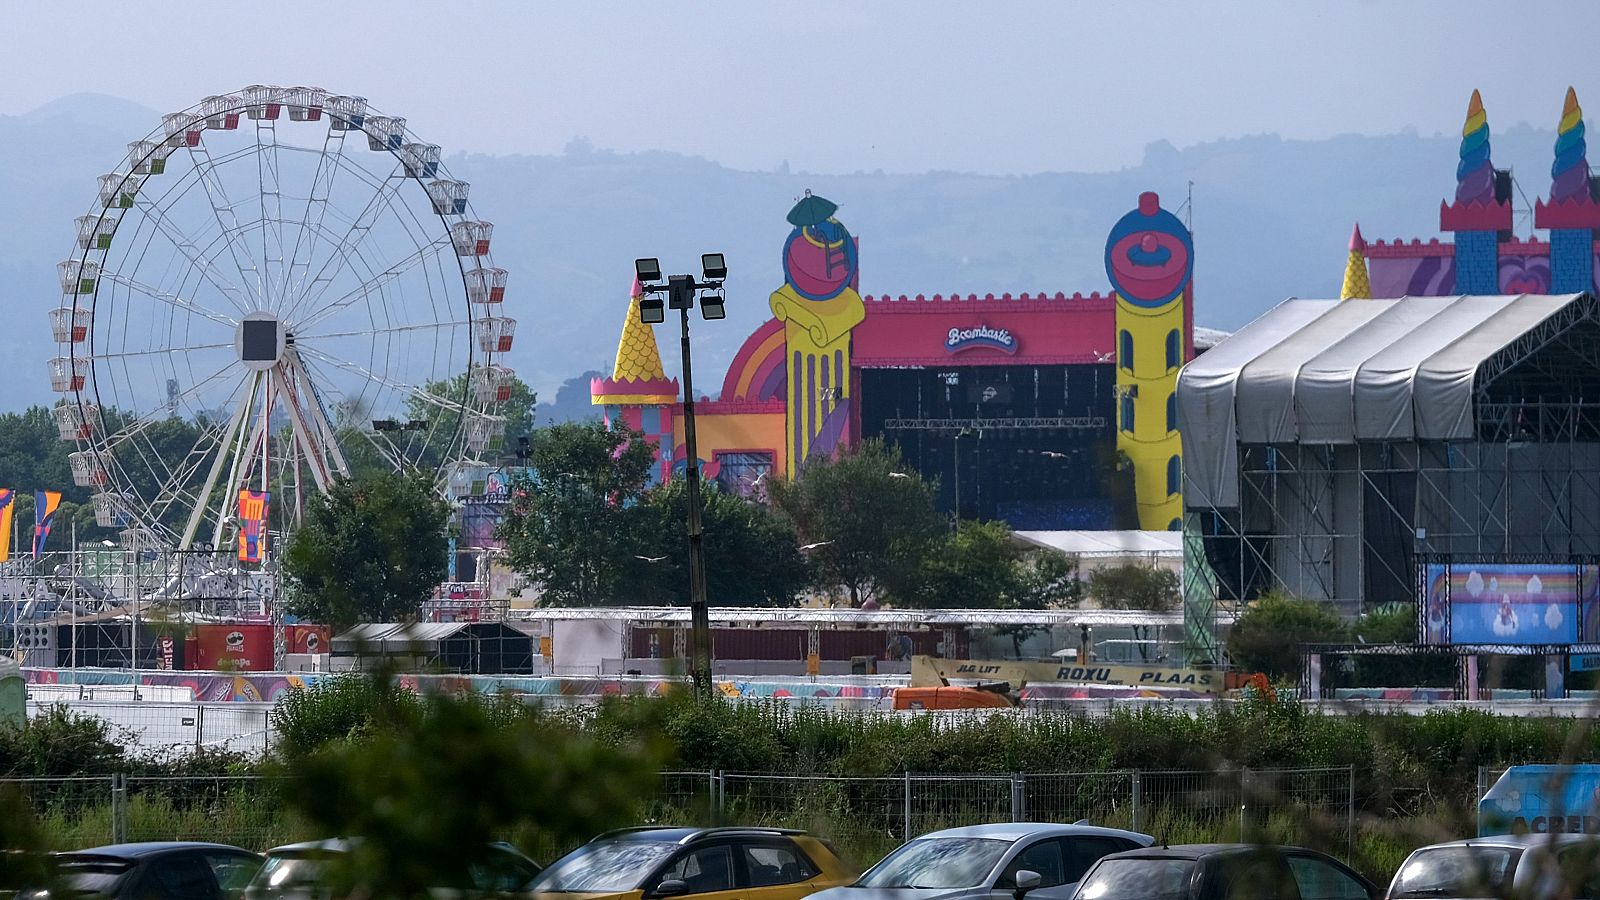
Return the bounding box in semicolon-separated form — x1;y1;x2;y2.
1421;562;1600;645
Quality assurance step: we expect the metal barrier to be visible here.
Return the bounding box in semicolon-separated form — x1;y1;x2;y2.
3;766;1358;860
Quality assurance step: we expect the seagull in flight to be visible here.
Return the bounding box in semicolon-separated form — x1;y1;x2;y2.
888;472;911;479
799;541;834;552
635;555;667;563
1094;350;1115;363
1040;451;1070;459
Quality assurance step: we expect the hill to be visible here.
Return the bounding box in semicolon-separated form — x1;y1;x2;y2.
0;93;1563;415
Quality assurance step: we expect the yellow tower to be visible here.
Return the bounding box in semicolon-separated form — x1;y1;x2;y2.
590;277;681;483
1341;223;1372;299
768;192;866;467
1104;192;1193;531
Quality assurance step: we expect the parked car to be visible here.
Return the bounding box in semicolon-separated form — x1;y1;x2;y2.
811;823;1154;900
1386;834;1600;899
27;842;262;900
245;838;539;899
1072;843;1378;900
526;826;852;900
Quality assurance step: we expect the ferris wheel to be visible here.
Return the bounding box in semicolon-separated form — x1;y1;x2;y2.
49;85;518;553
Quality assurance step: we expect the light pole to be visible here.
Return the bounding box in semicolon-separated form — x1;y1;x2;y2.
634;254;727;697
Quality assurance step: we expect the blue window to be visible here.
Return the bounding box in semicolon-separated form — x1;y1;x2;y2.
1167;455;1182;496
1167;394;1177;433
1121;394;1135;433
1166;329;1181;370
1119;330;1133;371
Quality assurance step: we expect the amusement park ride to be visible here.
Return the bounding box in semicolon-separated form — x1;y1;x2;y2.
18;85;519;667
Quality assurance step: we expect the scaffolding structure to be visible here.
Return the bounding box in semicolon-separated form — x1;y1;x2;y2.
1178;293;1600;659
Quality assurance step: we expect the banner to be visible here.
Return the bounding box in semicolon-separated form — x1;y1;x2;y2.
237;490;269;563
0;489;13;562
910;655;1221;694
32;490;61;558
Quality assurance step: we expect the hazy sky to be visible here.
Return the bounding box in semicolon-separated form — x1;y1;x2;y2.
6;1;1599;174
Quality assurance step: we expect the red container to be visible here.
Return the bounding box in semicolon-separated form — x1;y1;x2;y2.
193;624;273;671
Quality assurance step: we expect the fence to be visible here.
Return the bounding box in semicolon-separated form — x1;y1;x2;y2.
3;766;1357;864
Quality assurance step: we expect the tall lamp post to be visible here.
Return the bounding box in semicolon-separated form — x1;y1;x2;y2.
634;254;728;697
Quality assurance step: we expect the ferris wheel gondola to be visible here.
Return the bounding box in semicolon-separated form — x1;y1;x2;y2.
49;85;518;552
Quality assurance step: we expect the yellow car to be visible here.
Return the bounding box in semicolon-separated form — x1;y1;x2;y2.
526;827;853;900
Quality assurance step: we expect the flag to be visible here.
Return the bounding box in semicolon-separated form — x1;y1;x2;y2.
238;489;270;563
33;490;61;558
0;490;13;562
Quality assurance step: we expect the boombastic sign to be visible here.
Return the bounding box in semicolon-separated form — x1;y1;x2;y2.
945;324;1017;354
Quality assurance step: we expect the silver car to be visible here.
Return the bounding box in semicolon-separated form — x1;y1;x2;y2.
1387;834;1600;899
809;823;1154;900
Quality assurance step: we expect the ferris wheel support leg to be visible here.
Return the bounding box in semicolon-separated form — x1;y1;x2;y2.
273;361;334;494
219;381;271;551
180;372;258;550
283;350;350;479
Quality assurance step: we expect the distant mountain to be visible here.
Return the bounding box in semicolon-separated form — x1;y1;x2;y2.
0;92;1565;412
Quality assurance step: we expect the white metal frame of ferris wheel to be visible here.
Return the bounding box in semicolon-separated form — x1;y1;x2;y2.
51;86;517;556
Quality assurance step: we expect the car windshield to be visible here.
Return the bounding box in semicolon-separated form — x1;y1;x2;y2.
528;841;679;893
1390;846;1522;898
1075;858;1194;900
855;838;1010;890
56;855;137;896
250;852;334;891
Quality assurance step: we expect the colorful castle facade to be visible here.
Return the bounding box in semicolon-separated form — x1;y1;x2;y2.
1342;88;1600;300
594;192;1196;531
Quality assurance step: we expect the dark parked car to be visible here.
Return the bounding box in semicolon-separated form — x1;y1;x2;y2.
31;842;262;900
245;838;540;899
1072;844;1378;900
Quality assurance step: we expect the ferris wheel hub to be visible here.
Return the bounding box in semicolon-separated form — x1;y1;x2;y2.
236;311;285;371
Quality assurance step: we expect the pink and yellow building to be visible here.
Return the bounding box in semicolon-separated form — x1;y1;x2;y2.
593;191;1197;531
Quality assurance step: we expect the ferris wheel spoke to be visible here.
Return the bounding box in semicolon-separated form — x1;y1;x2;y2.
256;118;286;311
184;141;262;305
102;360;246;449
294;319;474;343
291;237;453;334
295;343;472;416
91;341;234;362
99;271;239;330
281;163;410;325
132;198;254;315
283;125;351;308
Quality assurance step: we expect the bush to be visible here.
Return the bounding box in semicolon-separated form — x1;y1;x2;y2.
269;672;421;759
1228;594;1349;679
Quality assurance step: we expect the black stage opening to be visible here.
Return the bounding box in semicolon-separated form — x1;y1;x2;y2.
858;364;1129;529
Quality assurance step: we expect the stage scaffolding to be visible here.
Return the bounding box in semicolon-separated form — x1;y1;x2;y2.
1177;293;1600;663
4;543;277;669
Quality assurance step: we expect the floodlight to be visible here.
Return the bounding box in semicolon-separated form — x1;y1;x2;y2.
639;295;666;324
700;292;726;320
634;257;663;285
701;253;728;280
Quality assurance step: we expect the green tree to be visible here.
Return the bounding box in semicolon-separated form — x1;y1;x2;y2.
281;674;667;900
1086;563;1181;611
768;439;944;606
411;372;539;462
280;471;451;628
498;421;656;605
1226;593;1350;679
630;480;810;606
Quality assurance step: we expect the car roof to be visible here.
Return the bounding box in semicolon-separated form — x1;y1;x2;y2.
591;827;808;845
264;839;357;855
1099;843;1321;861
1408;834;1595;851
66;842;258;859
914;823;1154;843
